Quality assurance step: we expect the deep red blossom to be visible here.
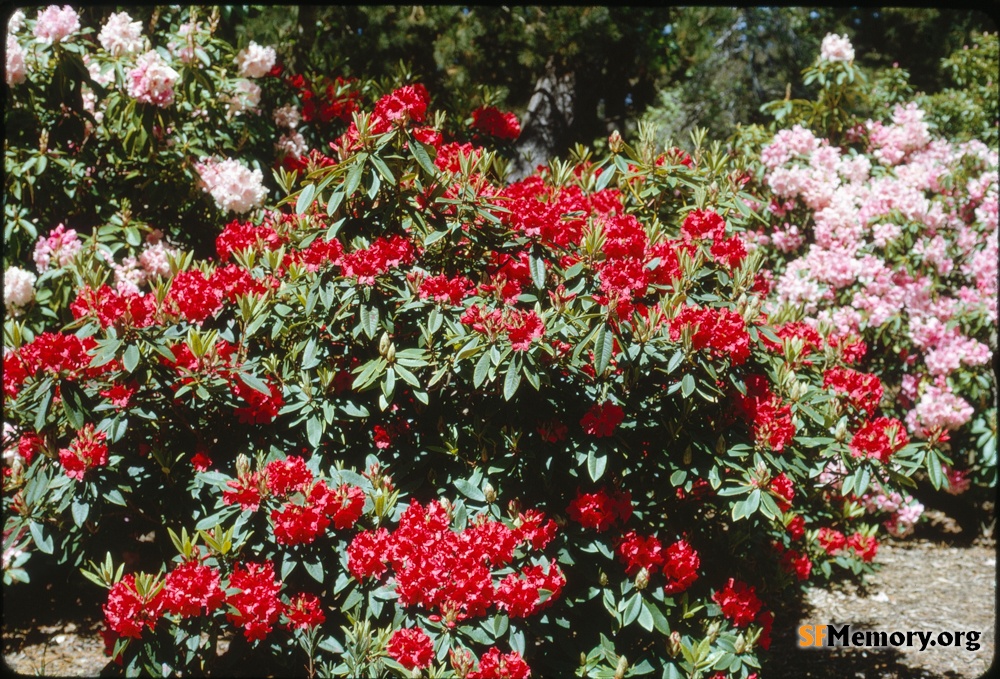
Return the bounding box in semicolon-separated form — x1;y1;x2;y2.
435;141;483;173
165;269;223;323
215;219;284;261
847;533;878;562
310;482;366;529
816;527;847;554
231;378;284;425
223;471;264;511
681;209;726;242
768;473;795;511
58;424;109;480
536;419;568;443
567;487;632;532
418;273;475;305
271;502;330;546
466;517;520;567
162;561;225;617
505;308;545;351
70;285;160;329
786;514;806;541
514;509;558;551
468;648;532;679
16;433;43;465
347;528;391;580
823;367;884;417
495;563;565;618
760;321;824;356
662;539;700;594
757;611;775;651
388;627;435;670
670;305;751;364
713;578;762;628
471;105;521;140
191;451;212;471
226;561;284;642
849;417;908;464
103;574;165;639
580;401;624;438
284;592;326;630
616;530;665;576
339;235;415;284
265;456;313;496
6;332;106;398
780;548;812;581
710;234;747;269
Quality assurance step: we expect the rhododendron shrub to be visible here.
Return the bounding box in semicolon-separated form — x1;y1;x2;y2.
742;34;997;525
3;6;293;262
5;70;929;676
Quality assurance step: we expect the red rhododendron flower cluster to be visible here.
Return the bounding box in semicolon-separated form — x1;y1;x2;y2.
347;500;560;622
288;74;361;124
265;456;313;495
670;305;751;365
759;320;824;357
418;273;475;306
223;471;264;511
846;532;878;562
513;509;558;551
712;578;763;628
823;367;884;416
435;141;483;173
388;627;435;670
165;269;224;323
103;575;165;639
339;235;416;284
468;648;532;679
161;560;225;617
777;545;812;581
70;285;161;329
768;472;795;511
495;563;566;618
226;561;285;642
739;375;796;452
334;84;430;152
283;592;326;630
215;219;285;261
580;401;625;438
661;539;701;594
470;105;521;141
58;424;109;480
816;527;847;554
230;377;285;425
3;332;106;398
681;208;727;242
567;487;632;532
849;417;909;463
460;305;545;351
615;530;664;575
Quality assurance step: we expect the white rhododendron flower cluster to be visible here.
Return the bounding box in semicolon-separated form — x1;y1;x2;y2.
235;41;276;78
97;11;145;57
32;5;80;44
3;267;37;316
820;33;855;63
195;157;267;214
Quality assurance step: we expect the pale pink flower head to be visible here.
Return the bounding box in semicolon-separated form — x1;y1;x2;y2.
275;131;306;161
6;35;27;87
4;266;37;315
196;157;267;215
8;9;26;33
127;51;180;108
33;223;83;271
235;41;275;78
33;5;80;44
820;33;854;63
273;104;300;129
98;11;144;57
224;79;262;117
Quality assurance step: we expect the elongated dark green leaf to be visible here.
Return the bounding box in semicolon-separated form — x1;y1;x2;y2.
60;379;87;430
594;326;613;377
411;140;437;177
473;351;491;388
587;449;608;481
503;361;521;401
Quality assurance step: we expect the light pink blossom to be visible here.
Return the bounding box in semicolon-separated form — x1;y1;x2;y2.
33;5;80;44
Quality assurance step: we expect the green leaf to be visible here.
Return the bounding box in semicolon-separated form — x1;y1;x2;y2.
123;344;140;373
296;183;316;215
587;449;608;482
594;325;613;376
33;386;53;432
473;351;492;388
71;499;90;527
307;416;323;448
302;559;324;583
670;470;687;487
239;372;272;396
60;380;87;430
454;479;486;502
681;373;695;398
503;361;521;401
411;140;438;177
529;254;546;290
29;522;54;554
621;593;643;627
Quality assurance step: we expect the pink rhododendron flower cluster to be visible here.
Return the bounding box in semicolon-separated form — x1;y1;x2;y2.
33;5;79;44
97;11;144;56
33;224;82;271
6;35;26;87
819;33;854;63
195;157;267;214
235;41;276;78
127;50;180;108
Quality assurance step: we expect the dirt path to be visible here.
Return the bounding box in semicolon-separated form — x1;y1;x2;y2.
3;528;996;677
